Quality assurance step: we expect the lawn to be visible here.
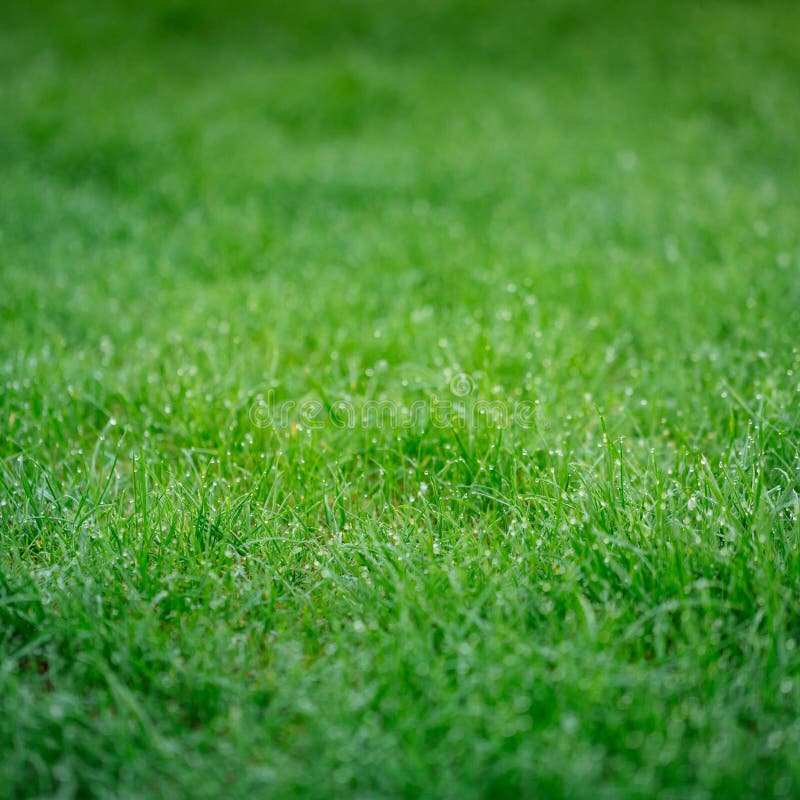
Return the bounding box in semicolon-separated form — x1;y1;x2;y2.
1;1;800;797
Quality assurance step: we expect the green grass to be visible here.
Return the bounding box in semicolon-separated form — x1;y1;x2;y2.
2;0;800;797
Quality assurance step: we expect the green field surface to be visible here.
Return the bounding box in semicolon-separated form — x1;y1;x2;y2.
1;1;800;797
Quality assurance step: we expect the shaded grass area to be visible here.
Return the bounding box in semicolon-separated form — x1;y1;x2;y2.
1;0;800;797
